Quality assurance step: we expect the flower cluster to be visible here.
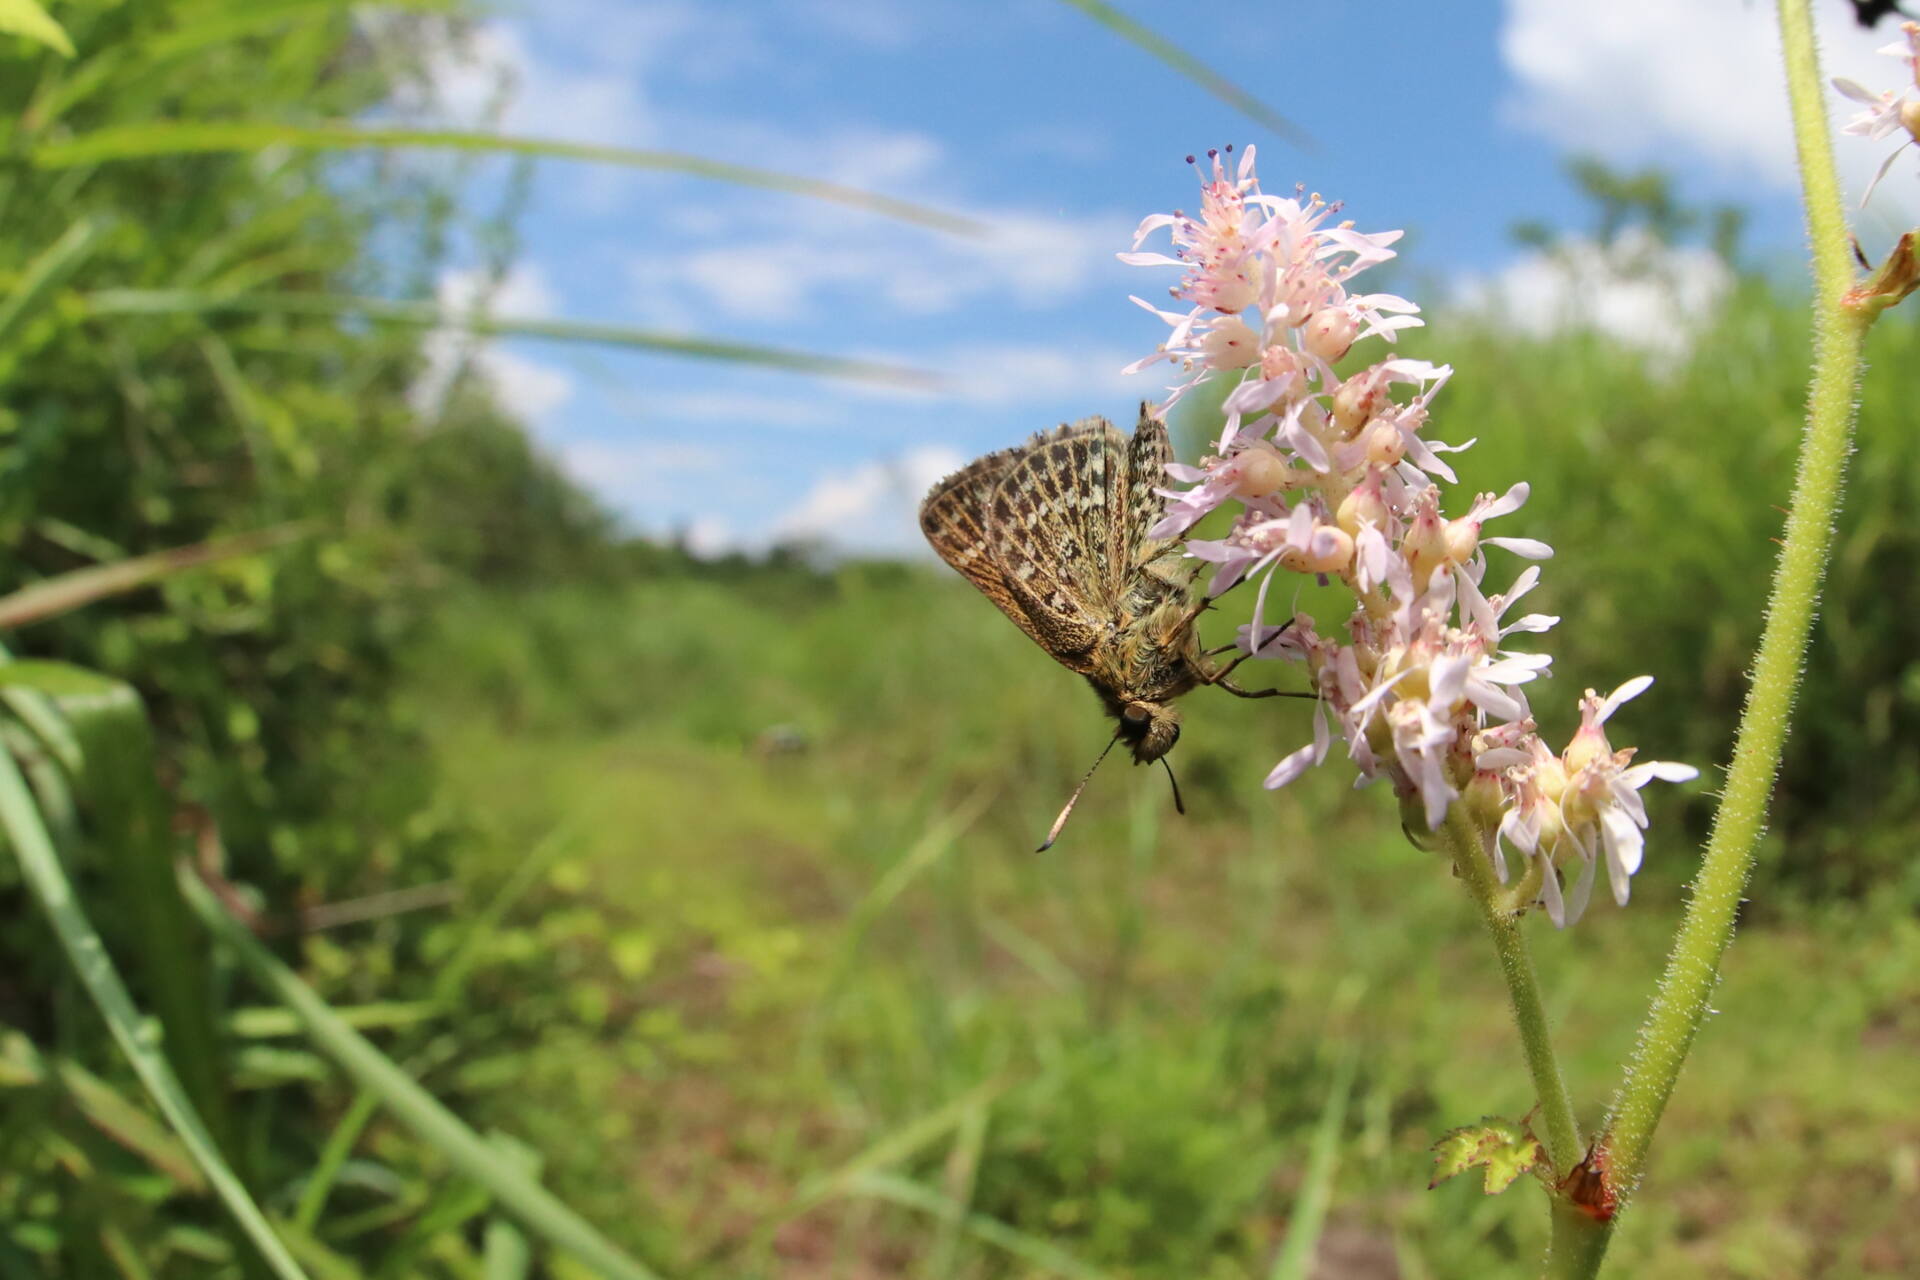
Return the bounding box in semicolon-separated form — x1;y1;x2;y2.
1834;20;1920;205
1122;147;1695;925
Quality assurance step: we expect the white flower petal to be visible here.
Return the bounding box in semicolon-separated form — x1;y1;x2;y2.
1623;760;1699;785
1483;536;1554;560
1540;855;1567;927
1264;708;1330;789
1476;746;1532;771
1598;675;1655;722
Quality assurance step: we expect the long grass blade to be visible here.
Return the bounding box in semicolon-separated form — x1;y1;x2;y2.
177;868;666;1280
849;1172;1115;1280
0;524;314;630
33;122;985;235
0;1025;205;1189
782;1074;1013;1221
290;1091;380;1234
1053;0;1311;149
0;0;73;56
1266;1048;1358;1280
0;217;107;348
0;750;309;1280
82;289;940;388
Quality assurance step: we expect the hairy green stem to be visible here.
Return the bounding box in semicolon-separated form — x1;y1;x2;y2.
1438;806;1580;1175
1565;0;1873;1270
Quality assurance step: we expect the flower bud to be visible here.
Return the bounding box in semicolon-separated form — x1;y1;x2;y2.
1444;516;1480;564
1336;476;1389;536
1332;368;1390;434
1200;315;1262;368
1302;307;1359;361
1301;525;1355;574
1463;771;1508;839
1363;420;1405;466
1230;449;1290;497
1260;344;1304;383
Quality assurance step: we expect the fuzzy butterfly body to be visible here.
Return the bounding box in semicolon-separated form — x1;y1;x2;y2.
918;408;1208;767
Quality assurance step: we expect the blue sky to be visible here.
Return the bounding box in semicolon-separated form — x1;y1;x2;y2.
395;0;1919;555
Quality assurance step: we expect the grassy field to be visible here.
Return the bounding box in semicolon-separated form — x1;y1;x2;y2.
393;572;1920;1279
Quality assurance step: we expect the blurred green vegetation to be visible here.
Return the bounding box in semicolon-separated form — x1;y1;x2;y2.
0;2;1916;1278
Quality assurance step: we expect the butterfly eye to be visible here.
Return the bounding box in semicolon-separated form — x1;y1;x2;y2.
1122;704;1150;725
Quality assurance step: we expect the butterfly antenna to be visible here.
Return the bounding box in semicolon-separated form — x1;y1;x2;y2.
1159;756;1186;816
1038;735;1120;852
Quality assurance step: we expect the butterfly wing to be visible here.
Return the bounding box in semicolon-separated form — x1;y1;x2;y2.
988;419;1134;669
919;446;1061;654
1124;406;1176;564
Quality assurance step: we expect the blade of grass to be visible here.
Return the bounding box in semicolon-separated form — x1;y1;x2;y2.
431;825;578;1006
0;749;308;1280
781;1073;1014;1222
82;290;941;388
0;216;107;348
849;1172;1115;1280
290;1091;380;1235
481;1134;542;1280
928;1095;991;1278
1053;0;1311;149
0;660;233;1156
177;867;666;1280
0;0;73;57
0;1024;205;1189
1267;1047;1358;1280
33;122;985;236
0;524;314;630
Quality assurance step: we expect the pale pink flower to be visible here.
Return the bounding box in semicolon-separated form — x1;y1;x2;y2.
1118;149;1691;922
1832;22;1920;205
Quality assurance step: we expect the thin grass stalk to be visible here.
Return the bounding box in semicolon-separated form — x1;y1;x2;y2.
0;750;307;1280
178;867;665;1280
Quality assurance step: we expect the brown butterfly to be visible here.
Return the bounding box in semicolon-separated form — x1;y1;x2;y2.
919;406;1297;848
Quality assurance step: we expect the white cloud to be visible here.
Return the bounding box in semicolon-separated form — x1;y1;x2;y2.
412;264;576;428
403;17;656;147
771;444;964;554
836;341;1142;410
623;128;1130;325
793;0;919;50
1501;0;1920;219
437;262;558;318
1454;230;1734;359
681;515;739;559
643;390;845;430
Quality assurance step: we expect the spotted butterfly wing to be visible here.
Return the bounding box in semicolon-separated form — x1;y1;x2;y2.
919;406;1203;737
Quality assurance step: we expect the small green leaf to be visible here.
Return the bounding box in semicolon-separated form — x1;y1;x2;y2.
0;0;74;56
1429;1116;1546;1195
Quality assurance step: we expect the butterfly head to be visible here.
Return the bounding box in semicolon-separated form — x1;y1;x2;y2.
1119;700;1181;764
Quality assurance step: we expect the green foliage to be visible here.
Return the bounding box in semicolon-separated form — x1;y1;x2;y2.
0;2;1912;1274
0;2;622;1272
403;563;1920;1278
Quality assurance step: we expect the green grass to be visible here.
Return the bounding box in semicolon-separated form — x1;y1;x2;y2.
395;572;1920;1279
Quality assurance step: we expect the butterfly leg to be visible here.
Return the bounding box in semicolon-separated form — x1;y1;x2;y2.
1195;627;1312;700
1216;678;1313;700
